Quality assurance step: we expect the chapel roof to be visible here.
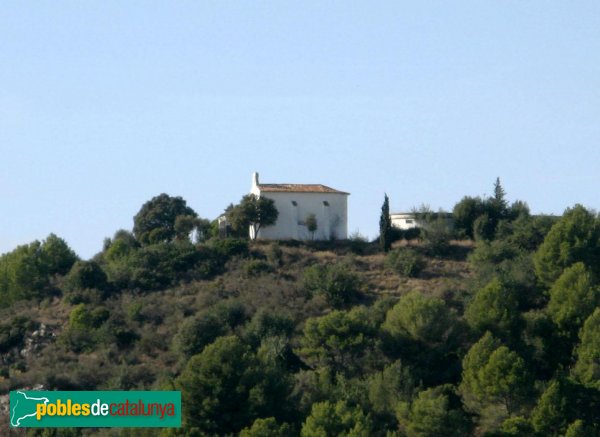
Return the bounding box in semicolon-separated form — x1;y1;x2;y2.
258;183;349;195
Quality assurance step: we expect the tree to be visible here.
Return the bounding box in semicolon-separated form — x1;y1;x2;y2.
103;230;139;261
297;307;377;375
465;278;521;342
306;213;318;240
491;176;508;218
473;213;496;241
507;200;530;221
460;335;530;416
397;385;471;437
572;308;600;388
531;378;574;436
244;309;295;348
460;332;500;410
174;215;211;243
547;262;600;337
383;291;455;347
174;312;230;359
133;193;197;245
368;360;416;417
40;234;78;276
453;196;486;239
176;336;291;435
64;260;108;293
533;204;600;287
478;346;530;414
379;194;392;252
501;416;535;436
564;420;596;437
240;418;292;437
301;400;373;437
383;292;459;385
531;377;600;436
0;240;51;302
227;194;279;240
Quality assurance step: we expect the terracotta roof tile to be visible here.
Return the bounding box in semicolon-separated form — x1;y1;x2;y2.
258;183;349;195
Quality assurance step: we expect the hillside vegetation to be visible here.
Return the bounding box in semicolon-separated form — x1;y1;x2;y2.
3;185;600;436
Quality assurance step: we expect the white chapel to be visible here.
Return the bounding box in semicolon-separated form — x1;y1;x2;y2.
250;172;349;240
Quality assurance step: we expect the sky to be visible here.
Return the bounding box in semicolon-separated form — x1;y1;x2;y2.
1;2;600;259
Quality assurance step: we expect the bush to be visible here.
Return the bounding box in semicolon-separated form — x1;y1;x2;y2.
348;231;370;255
211;238;249;259
0;316;35;353
63;288;104;305
422;220;452;256
303;263;362;308
244;260;274;277
403;227;422;241
193;245;224;279
244;309;295;347
115;242;221;291
64;260;108;294
386;248;425;277
174;312;230;359
266;242;284;267
213;300;249;329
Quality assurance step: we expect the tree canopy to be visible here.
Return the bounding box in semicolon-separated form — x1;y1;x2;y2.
227;194;279;240
133;193;198;245
533;204;600;287
379;193;392;252
572;308;600;388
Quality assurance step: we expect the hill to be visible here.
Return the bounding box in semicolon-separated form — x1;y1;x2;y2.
2;199;600;436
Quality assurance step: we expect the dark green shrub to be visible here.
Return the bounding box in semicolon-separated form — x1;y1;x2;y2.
422;220;452;256
403;227;422;241
127;242;205;290
63;288;104;305
60;304;110;352
244;260;273;277
110;325;140;349
211;238;249;259
68;304;109;330
174;313;230;358
244;309;295;347
0;316;35;353
303;263;362;308
64;260;108;293
386;248;425;277
193;245;224;279
213;300;249;329
473;213;496;241
266;242;284;267
348;232;369;255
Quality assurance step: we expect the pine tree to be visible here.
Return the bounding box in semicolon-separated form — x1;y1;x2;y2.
492;177;508;217
379;194;392;252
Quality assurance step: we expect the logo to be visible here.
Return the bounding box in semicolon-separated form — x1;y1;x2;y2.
9;391;181;428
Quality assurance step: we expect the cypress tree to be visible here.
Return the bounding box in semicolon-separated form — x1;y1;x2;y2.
379;194;392;252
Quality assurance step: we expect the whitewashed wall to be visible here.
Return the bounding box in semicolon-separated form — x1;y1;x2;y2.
253;191;348;240
390;213;419;230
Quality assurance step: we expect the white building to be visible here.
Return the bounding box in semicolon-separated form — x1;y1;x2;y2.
390;212;420;230
390;212;453;230
250;172;349;240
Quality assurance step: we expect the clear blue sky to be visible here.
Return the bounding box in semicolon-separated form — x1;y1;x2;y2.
2;2;600;259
